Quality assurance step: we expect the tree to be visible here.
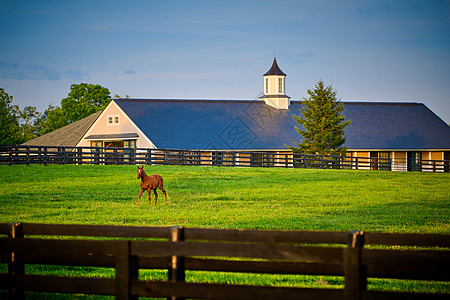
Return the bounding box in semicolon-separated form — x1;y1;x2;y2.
288;80;351;156
61;83;111;123
34;105;68;136
14;105;42;141
36;83;111;134
0;88;23;144
114;94;130;99
0;84;112;143
1;88;44;143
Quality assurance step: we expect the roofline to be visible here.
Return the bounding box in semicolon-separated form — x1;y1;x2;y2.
114;98;427;106
292;100;422;106
259;95;291;99
22;110;102;147
340;101;420;106
114;98;259;103
73;111;102;146
76;100;157;149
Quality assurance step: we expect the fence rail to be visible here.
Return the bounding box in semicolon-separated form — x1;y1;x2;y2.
1;145;449;172
0;223;449;299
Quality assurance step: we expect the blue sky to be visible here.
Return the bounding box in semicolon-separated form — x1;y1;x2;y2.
1;0;450;123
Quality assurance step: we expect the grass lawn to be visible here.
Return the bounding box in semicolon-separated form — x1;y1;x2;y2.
0;164;449;297
1;164;449;233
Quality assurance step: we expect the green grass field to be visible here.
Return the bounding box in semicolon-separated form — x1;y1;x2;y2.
0;164;449;297
1;164;449;232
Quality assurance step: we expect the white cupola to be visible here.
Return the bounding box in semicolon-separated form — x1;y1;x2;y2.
259;58;290;109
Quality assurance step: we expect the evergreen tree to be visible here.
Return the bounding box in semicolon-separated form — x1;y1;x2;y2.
289;80;350;156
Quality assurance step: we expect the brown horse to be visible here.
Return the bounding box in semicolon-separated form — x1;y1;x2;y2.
137;166;168;206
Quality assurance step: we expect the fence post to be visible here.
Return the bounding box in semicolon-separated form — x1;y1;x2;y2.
213;151;218;166
61;146;64;164
37;146;41;164
8;145;12;166
115;241;138;300
77;147;82;165
168;226;185;300
147;149;152;165
95;147;100;165
8;222;25;299
344;230;366;300
25;145;29;166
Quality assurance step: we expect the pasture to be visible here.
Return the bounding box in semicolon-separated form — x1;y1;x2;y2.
0;164;449;233
0;164;449;298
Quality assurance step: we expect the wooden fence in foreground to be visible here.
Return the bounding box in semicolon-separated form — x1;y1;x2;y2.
1;145;449;172
1;223;449;299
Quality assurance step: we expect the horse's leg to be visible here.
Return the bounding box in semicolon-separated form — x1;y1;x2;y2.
138;188;144;206
153;189;158;205
159;185;168;205
148;190;152;205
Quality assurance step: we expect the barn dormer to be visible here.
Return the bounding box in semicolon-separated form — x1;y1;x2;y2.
259;58;290;109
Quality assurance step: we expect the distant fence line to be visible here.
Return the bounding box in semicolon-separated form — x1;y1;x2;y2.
0;145;449;172
1;223;449;299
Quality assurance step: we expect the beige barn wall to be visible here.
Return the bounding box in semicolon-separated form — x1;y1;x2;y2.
77;101;155;149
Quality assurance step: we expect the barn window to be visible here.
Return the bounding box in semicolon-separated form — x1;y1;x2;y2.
90;141;102;147
124;140;136;148
107;115;120;126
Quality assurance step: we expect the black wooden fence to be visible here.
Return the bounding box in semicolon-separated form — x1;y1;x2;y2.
1;145;449;172
1;223;449;299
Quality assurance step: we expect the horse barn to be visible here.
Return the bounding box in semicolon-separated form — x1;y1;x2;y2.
23;58;450;171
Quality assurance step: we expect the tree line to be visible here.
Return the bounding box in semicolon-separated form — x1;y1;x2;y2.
0;83;114;145
1;80;350;156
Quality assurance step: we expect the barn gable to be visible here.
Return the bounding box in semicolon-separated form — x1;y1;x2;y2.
76;100;156;149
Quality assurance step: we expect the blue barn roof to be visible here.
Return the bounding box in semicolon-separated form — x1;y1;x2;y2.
114;99;450;151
